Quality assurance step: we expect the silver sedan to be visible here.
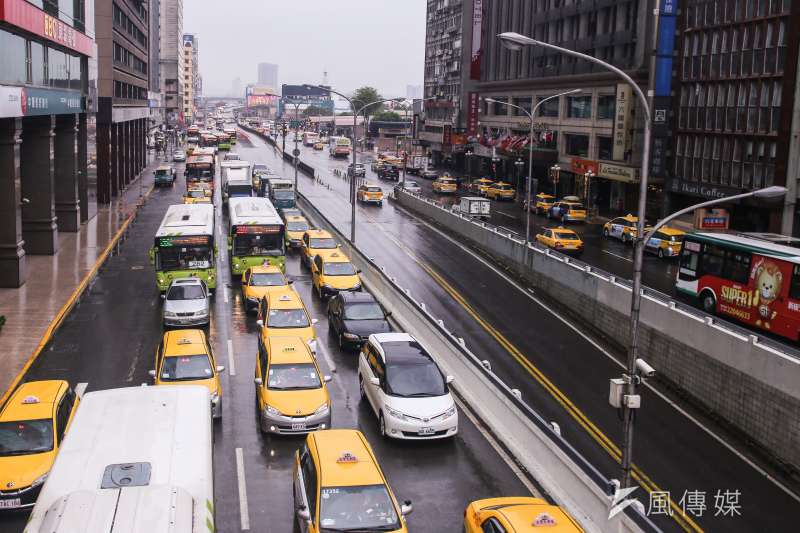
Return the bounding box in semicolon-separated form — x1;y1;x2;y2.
162;278;210;327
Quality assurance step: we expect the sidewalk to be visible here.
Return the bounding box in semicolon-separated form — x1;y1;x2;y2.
0;152;166;401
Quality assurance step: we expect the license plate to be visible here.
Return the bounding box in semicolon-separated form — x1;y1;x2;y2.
0;498;21;509
291;423;307;431
418;427;435;435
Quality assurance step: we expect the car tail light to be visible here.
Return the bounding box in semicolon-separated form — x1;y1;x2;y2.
555;242;563;248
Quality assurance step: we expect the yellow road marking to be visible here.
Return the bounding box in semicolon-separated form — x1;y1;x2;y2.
374;222;702;532
0;183;156;408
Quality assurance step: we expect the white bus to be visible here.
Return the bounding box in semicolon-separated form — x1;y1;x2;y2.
150;203;216;292
228;197;286;275
23;386;214;533
302;131;319;146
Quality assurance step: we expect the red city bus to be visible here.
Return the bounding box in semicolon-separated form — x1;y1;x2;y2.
677;232;800;341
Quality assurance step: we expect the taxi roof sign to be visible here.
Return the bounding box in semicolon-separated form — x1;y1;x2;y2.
279;294;292;301
337;452;358;463
22;395;40;405
177;338;193;345
533;512;557;526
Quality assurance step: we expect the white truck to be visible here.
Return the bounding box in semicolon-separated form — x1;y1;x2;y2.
458;196;491;219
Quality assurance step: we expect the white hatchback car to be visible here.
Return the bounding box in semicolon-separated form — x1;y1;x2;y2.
358;332;457;440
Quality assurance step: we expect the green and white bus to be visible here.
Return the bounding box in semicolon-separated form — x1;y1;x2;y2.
228;197;286;276
150;204;217;291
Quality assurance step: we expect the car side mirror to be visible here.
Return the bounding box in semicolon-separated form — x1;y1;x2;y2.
323;375;332;383
384;311;392;317
370;377;380;387
297;507;311;522
256;319;264;328
356;269;362;274
401;500;413;516
287;279;294;285
311;318;319;325
254;377;263;385
148;370;156;378
160;294;166;300
216;365;225;373
446;375;455;384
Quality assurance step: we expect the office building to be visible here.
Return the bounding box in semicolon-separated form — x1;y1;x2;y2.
406;84;423;100
182;33;196;122
94;0;152;206
159;0;184;126
668;0;799;233
257;62;278;90
0;0;95;286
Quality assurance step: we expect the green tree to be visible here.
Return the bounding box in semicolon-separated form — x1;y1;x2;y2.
351;86;384;116
372;111;403;122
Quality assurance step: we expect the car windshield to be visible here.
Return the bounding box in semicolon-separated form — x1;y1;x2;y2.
0;419;54;456
310;238;337;249
344;302;384;320
555;232;580;241
167;284;205;300
155;170;170;177
319;484;400;531
669;234;684;243
324;262;357;276
405;181;419;188
160;354;213;381
383;341;447;397
267;363;320;390
250;273;285;286
274;190;294;200
287;221;309;232
267;309;310;328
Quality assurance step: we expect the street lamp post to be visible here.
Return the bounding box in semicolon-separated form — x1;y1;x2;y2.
514;158;524;199
584;169;595;215
486;89;579;248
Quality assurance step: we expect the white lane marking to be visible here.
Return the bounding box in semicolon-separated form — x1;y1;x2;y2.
227;339;237;376
224;287;230;303
495;211;519;220
454;395;539;497
315;334;337;374
602;249;633;263
407;211;800;503
74;382;88;398
235;448;250;530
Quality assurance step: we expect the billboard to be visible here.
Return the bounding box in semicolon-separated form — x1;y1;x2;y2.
282;84;330;99
248;86;278;96
247;94;278;107
470;0;483;80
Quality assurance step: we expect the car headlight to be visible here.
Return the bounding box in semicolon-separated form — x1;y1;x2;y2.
442;406;457;419
30;473;48;488
342;332;359;340
164;311;177;317
265;404;281;417
234;262;241;270
386;406;408;421
314;403;330;416
307;339;317;353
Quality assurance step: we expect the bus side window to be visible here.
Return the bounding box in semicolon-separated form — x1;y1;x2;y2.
679;240;701;277
701;244;725;277
790;265;800;300
722;250;751;284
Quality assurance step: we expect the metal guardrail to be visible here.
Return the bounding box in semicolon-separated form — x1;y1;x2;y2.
401;190;800;362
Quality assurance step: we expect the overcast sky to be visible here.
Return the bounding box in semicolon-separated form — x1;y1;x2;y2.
184;0;426;98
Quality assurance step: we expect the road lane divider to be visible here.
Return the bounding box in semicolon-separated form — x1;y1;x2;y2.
296;192;661;533
235;447;251;531
227;339;237;376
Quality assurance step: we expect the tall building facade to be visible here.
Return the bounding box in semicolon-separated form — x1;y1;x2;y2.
94;0;152;205
182;33;196;123
668;0;799;233
0;0;95;287
470;0;656;216
257;62;278;90
159;0;183;127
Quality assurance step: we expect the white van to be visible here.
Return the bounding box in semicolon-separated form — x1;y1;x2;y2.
24;386;214;533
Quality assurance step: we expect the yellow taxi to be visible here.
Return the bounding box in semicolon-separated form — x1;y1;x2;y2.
536;227;584;255
603;214;650;244
285;215;311;249
183;187;212;204
241;264;292;312
310;250;362;299
470;177;494;195
150;329;224;418
254;336;331;434
0;380;79;511
533;193;556;214
313;141;325;150
645;226;686;258
432;176;458;194
301;229;340;269
485;181;516;201
357;183;384;206
464;497;583;532
257;287;318;353
547;200;587;223
293;429;412;533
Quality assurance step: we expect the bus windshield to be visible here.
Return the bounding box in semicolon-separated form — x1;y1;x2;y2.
273;190;294;200
159;244;213;271
234;233;284;257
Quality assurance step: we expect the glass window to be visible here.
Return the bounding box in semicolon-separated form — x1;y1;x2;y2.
30;41;46;86
790;265;800;301
567;95;592;119
48;47;68;88
597;95;615;119
598;136;614;160
512;96;532;116
0;419;54;455
160;355;213;381
722;250;751;284
537;96;559;117
0;30;27;85
565;134;589;157
319;485;400;532
267;363;320;390
69;54;82;90
702;244;725;277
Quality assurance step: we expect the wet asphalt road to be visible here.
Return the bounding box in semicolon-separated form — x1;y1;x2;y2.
2;145;528;533
244;131;800;533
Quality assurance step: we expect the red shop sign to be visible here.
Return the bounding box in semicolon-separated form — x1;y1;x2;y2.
0;0;94;56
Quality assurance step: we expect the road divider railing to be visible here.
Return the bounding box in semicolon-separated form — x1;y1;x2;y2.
293;189;660;533
391;188;800;476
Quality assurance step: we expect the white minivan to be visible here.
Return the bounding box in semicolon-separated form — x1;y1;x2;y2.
358;332;458;440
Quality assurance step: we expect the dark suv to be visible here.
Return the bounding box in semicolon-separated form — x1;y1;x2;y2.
327;292;392;349
378;166;399;181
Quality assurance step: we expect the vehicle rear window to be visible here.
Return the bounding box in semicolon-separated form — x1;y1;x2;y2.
287;221;309;232
555;232;580;241
250;273;285;286
366;187;382;192
160;355;213;381
324;262;357;276
167;284;205;300
310;238;337;249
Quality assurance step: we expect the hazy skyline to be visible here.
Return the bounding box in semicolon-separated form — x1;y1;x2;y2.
184;0;426;98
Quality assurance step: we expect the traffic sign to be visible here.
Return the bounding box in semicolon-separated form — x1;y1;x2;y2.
293;148;300;156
